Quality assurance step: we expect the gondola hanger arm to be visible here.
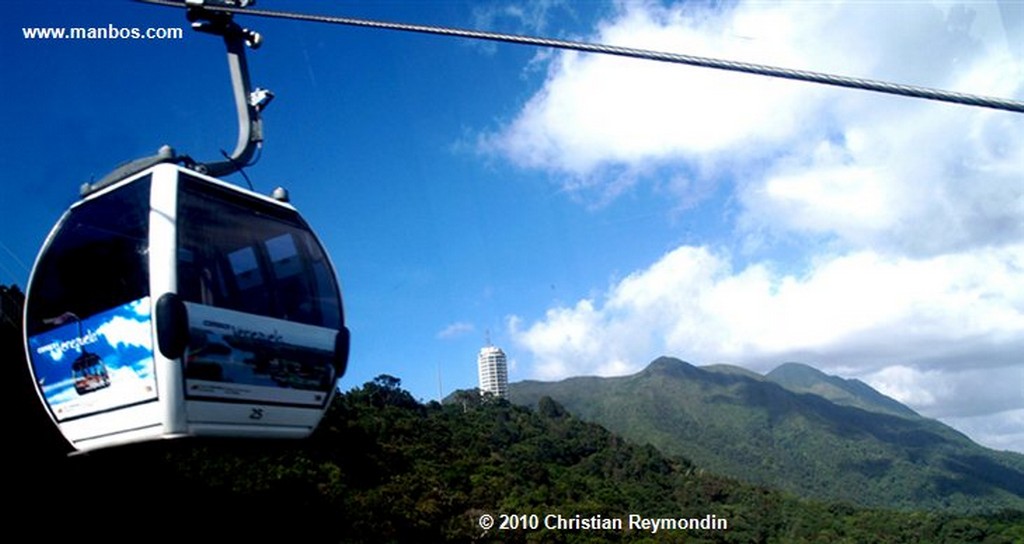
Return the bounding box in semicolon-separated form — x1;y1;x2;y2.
185;0;271;178
84;0;271;194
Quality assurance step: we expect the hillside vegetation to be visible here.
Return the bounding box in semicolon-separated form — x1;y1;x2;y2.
510;357;1024;513
9;376;1024;542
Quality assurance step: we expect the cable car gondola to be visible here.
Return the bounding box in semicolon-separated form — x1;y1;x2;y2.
22;0;349;452
71;353;111;395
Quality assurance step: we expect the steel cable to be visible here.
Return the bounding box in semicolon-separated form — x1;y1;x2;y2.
139;0;1024;114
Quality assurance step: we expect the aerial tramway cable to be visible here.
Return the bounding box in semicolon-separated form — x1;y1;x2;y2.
137;0;1024;114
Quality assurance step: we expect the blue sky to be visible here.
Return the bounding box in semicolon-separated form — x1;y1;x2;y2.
2;1;1022;453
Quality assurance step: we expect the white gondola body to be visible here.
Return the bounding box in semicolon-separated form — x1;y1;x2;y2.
24;163;349;451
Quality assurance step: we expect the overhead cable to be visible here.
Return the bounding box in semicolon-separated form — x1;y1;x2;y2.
138;0;1024;114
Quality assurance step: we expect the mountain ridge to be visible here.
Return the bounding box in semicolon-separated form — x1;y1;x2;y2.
765;361;921;419
509;356;1024;513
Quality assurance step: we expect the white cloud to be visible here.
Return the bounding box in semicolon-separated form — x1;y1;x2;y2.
495;1;1023;451
483;2;819;171
483;1;1023;237
437;321;476;340
97;315;153;351
739;102;1024;257
511;244;1024;376
130;297;150;317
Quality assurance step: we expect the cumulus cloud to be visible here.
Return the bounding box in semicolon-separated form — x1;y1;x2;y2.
483;3;820;173
483;1;1022;226
739;103;1024;257
510;244;1024;377
495;1;1022;451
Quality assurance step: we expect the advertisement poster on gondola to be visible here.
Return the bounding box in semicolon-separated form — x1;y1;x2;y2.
27;297;157;421
184;303;335;408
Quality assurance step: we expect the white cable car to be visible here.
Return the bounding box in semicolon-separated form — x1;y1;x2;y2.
24;163;349;451
22;0;350;452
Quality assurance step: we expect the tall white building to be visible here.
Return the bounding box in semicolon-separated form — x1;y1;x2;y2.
477;345;509;398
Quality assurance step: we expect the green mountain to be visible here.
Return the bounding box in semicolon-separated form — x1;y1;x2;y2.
765;362;919;419
510;356;1024;513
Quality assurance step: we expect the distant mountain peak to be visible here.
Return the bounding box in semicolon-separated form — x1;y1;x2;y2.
640;359;918;419
766;362;919;419
770;361;827;378
642;356;699;376
646;355;688;368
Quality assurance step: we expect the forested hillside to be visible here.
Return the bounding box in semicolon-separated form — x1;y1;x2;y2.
511;357;1024;513
7;378;1023;541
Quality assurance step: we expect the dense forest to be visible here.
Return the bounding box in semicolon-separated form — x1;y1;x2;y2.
511;357;1024;513
4;284;1024;542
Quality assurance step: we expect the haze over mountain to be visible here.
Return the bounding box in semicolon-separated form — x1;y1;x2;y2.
510;357;1024;513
